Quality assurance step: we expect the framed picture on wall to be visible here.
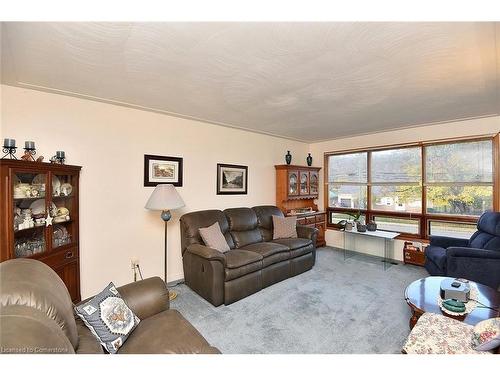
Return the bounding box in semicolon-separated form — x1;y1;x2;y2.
217;164;248;195
144;154;183;187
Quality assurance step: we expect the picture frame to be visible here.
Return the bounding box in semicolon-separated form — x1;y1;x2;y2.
144;154;183;187
217;164;248;195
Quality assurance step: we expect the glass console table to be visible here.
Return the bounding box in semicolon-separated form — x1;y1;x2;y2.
342;228;400;270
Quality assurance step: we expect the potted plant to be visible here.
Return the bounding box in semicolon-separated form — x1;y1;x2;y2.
342;211;361;231
346;211;366;232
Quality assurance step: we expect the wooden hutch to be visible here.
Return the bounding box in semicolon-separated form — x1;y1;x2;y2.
0;159;82;302
275;164;326;246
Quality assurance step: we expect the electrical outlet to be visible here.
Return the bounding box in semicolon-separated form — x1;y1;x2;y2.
131;257;140;269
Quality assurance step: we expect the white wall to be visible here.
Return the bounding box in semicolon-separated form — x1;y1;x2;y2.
0;85;308;298
309;117;500;261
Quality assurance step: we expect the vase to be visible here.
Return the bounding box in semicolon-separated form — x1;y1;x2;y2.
285;151;292;165
306;153;313;166
356;222;367;232
367;221;377;231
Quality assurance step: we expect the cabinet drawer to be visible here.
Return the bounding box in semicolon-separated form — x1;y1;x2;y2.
306;216;316;224
297;218;307;225
40;247;79;268
315;213;326;223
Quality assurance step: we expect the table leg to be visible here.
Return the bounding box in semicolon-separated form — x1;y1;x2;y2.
409;309;422;329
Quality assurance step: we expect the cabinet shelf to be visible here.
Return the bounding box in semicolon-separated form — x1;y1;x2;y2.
14;225;45;234
13;196;46;201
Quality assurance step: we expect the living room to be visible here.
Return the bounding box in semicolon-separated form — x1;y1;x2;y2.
1;1;499;372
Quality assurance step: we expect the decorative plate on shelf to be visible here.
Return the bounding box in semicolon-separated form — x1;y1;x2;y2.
29;200;56;216
32;174;46;186
60;183;73;196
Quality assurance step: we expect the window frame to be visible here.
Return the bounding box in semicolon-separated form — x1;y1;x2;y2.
325;134;499;240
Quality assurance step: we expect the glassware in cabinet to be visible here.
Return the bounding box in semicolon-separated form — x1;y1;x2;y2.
12;171;48;257
50;172;77;249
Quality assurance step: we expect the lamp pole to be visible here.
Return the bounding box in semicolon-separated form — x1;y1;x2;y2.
160;209;177;300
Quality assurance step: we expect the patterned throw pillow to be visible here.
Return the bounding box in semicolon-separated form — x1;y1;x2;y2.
272;215;297;239
472;318;500;351
75;282;140;353
199;222;230;253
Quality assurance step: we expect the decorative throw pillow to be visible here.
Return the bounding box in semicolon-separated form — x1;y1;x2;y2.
472;318;500;351
199;221;230;253
74;282;140;353
272;215;297;239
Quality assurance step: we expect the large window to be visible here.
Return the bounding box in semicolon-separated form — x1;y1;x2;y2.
326;137;498;239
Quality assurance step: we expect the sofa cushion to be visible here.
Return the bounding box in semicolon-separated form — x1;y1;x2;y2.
469;232;500;251
75;282;140;354
476;211;500;236
272;215;298;239
472;318;500;351
253;205;284;241
75;316;103;354
224;208;263;248
240;242;290;267
290;244;314;259
118;310;219;354
180;210;235;253
272;238;312;250
225;261;263;281
425;246;447;270
199;222;230;253
241;242;289;257
224;249;263;269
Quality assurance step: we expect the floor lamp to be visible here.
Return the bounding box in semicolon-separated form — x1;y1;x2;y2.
145;184;185;300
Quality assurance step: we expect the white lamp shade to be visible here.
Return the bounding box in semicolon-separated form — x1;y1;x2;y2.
145;184;185;211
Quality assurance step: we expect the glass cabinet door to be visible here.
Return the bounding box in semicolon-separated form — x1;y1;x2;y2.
50;172;77;249
288;171;299;195
310;172;319;194
300;171;309;195
12;171;48;258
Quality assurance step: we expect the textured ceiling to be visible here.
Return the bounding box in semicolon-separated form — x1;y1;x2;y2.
1;22;499;142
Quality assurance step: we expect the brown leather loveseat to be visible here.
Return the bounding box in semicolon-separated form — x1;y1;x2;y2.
180;205;318;306
0;258;219;354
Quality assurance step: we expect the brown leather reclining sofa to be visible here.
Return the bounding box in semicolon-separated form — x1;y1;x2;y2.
180;205;318;306
0;258;219;354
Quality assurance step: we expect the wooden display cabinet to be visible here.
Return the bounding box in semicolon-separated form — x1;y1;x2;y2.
275;164;325;246
0;159;82;302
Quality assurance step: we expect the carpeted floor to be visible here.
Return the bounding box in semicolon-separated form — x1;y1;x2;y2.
170;247;428;353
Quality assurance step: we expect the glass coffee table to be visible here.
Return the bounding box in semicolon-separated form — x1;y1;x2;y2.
342;228;400;270
404;276;500;329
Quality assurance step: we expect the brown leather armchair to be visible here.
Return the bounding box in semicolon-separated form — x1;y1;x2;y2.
0;258;220;354
180;205;318;306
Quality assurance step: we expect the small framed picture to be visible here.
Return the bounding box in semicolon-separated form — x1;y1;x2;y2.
217;164;248;195
144;154;183;187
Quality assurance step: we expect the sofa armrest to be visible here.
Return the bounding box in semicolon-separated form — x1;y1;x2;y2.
186;244;226;266
297;225;318;240
117;277;170;320
447;247;500;259
429;235;469;249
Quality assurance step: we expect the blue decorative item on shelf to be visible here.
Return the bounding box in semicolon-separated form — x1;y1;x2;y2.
285;151;292;165
306;153;313;166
